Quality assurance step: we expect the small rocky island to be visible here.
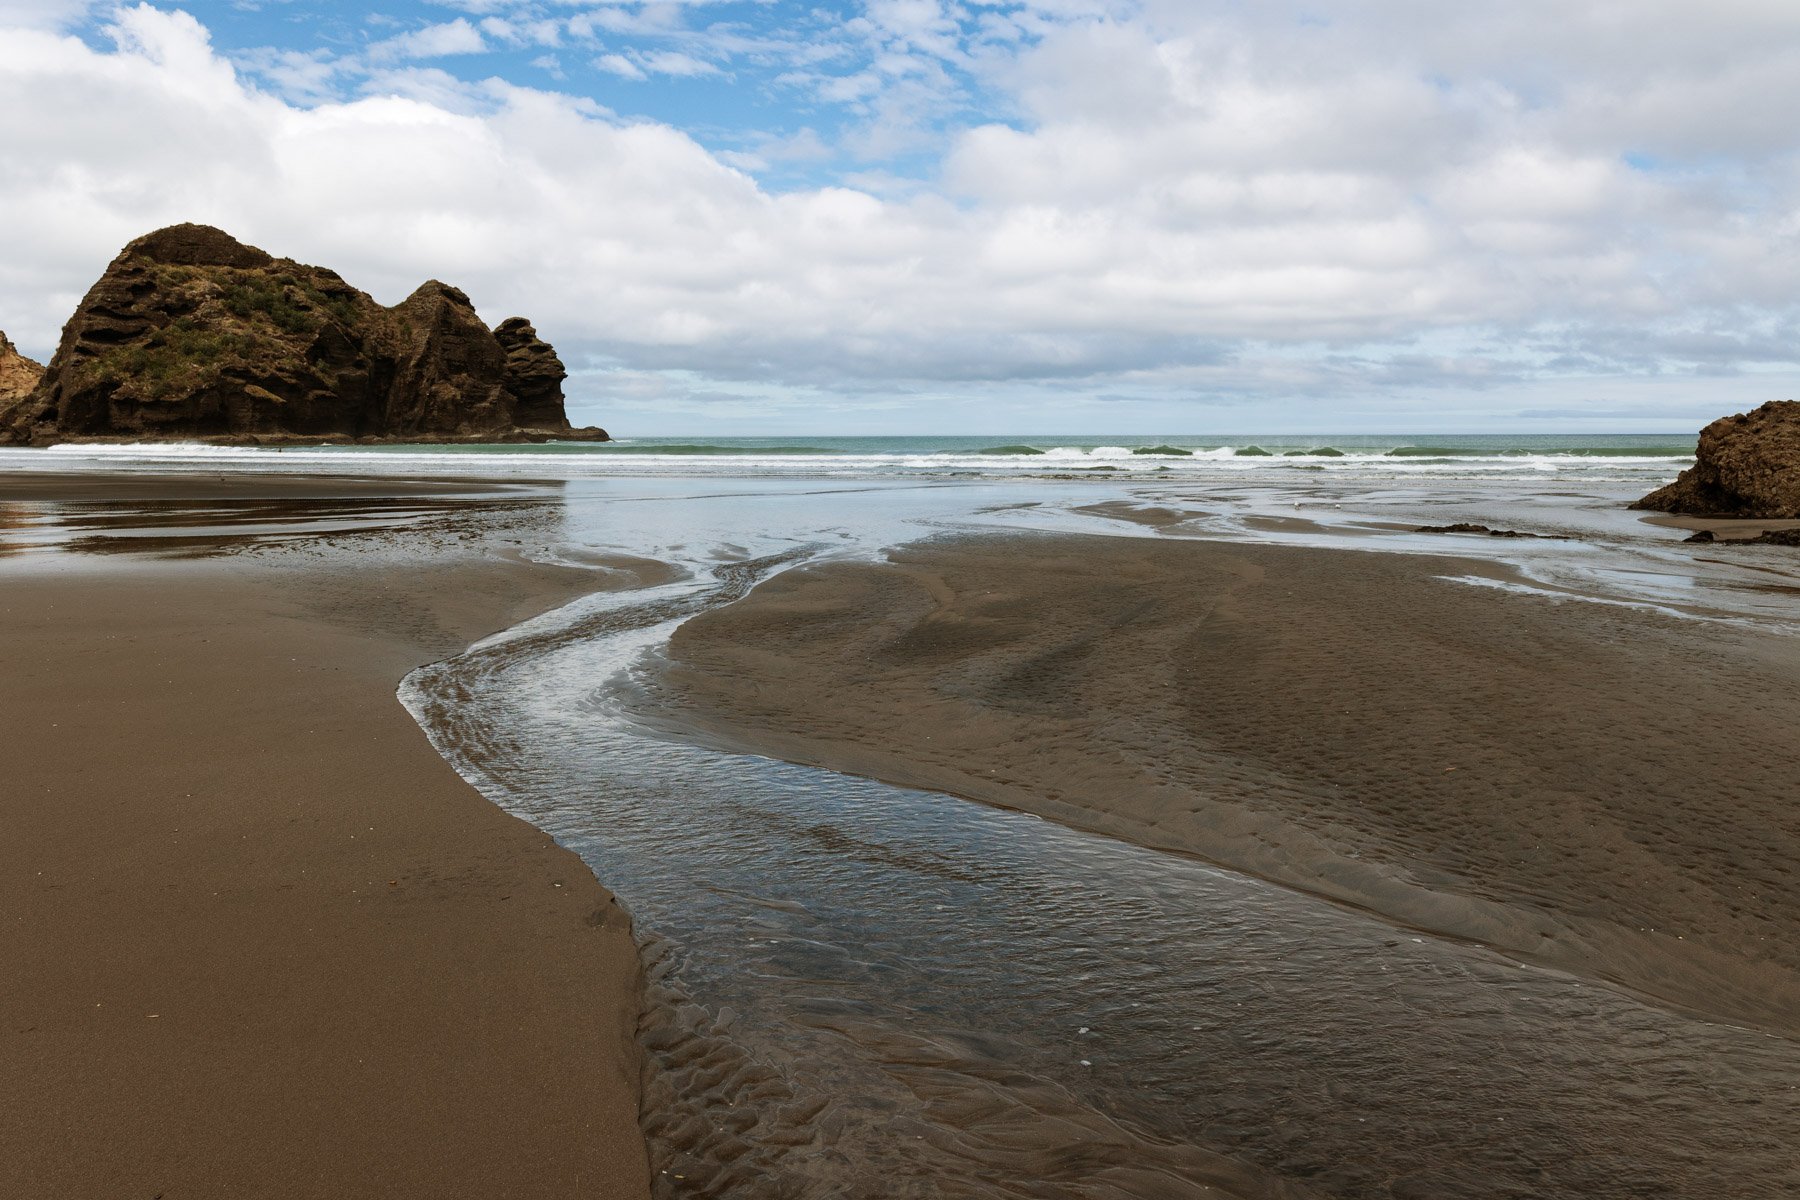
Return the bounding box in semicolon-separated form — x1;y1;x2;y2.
1632;400;1799;518
0;224;607;446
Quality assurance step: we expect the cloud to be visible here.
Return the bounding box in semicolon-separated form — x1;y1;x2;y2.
634;49;721;77
596;48;724;79
717;127;833;172
593;52;646;80
0;0;98;28
367;18;487;63
4;2;1800;432
478;16;562;48
567;4;693;40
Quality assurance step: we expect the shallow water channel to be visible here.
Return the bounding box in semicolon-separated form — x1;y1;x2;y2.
400;479;1800;1200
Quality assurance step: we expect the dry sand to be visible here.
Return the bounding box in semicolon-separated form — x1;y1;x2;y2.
645;531;1800;1035
0;477;650;1199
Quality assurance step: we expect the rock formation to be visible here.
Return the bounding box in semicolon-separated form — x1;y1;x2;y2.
0;223;607;446
1632;401;1800;518
1414;523;1568;540
0;330;42;408
493;317;569;429
1684;528;1800;546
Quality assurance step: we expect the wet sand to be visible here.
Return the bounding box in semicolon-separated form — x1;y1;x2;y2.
0;478;651;1198
0;468;529;502
645;531;1800;1035
1638;510;1800;540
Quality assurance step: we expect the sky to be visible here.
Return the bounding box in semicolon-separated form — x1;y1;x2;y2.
3;2;1800;434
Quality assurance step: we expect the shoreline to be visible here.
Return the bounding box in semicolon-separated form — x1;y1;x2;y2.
0;476;651;1198
0;468;558;501
636;528;1800;1037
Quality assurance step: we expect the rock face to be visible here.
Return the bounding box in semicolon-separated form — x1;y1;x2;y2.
0;330;43;408
1632;401;1800;518
0;223;607;446
493;317;570;429
1684;527;1800;546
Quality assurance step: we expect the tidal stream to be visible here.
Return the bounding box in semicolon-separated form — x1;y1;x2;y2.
396;479;1800;1200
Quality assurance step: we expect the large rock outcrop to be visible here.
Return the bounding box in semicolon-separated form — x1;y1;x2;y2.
0;330;42;408
1632;401;1800;518
493;317;569;429
0;224;607;446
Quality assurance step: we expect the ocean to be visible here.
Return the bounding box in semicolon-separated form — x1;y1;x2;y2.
0;431;1696;484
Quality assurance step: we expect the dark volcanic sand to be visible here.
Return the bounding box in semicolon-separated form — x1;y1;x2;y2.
0;480;650;1199
644;531;1800;1035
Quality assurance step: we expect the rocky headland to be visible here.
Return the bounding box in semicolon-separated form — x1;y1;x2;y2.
0;224;607;446
1632;400;1800;518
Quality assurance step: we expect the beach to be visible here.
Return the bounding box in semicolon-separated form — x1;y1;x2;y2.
643;530;1800;1034
15;1;1800;1190
4;449;1799;1199
0;474;650;1198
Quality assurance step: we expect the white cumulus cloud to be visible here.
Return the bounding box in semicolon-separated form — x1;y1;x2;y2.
3;2;1800;431
367;18;488;63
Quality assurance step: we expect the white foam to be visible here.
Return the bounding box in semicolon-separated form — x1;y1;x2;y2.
0;441;1693;486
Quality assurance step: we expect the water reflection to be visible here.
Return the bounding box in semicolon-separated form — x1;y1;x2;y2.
0;494;554;558
0;502;34;556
